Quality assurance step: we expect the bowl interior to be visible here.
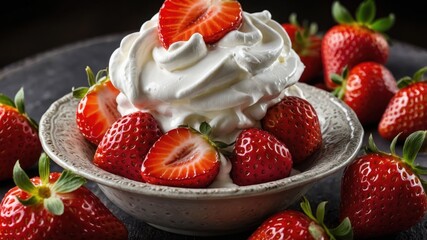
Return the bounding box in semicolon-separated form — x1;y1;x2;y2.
39;82;363;199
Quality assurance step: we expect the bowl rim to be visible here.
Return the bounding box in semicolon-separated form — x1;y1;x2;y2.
40;83;364;200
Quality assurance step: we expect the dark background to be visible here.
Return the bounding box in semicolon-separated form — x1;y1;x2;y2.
0;0;426;68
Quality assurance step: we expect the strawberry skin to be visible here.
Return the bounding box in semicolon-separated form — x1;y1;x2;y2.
333;62;397;126
341;154;427;238
282;16;322;83
322;25;389;89
340;132;427;238
0;172;128;240
94;112;162;182
379;82;427;140
0;89;42;181
230;128;292;186
261;96;322;164
141;127;220;188
158;0;243;49
249;210;326;240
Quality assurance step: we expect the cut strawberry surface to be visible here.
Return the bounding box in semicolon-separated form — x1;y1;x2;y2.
142;127;220;188
158;0;243;49
74;67;121;145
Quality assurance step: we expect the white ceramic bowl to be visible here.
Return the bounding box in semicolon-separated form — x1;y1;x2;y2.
40;83;363;236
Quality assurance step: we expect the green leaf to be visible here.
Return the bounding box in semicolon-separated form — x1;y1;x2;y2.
85;66;96;86
366;134;380;153
296;31;305;46
51;170;86;194
341;66;349;79
309;23;318;36
13;161;37;195
289;13;298;26
27;117;39;131
397;76;413;89
213;141;233;149
14;87;25;114
17;195;40;206
402;131;426;165
370;14;395;32
72;87;89;99
44;196;64;216
330;73;344;85
413;66;427;82
39;153;50;185
330;217;354;240
356;0;376;24
0;94;15;107
199;122;212;136
390;133;401;156
414;165;427;175
332;1;354;24
300;196;316;222
95;68;109;83
316;201;327;225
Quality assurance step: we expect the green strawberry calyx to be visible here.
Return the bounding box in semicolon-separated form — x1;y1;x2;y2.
182;121;233;155
13;153;86;216
332;0;395;33
331;66;350;99
0;87;38;130
289;13;320;56
366;130;427;188
397;66;427;89
72;66;110;99
300;197;353;240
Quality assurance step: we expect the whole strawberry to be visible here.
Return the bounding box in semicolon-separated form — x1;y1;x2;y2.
282;13;322;83
142;122;225;188
379;66;427;141
331;62;397;126
230;128;292;186
261;96;322;164
0;154;128;239
340;131;427;238
73;66;121;145
0;88;42;181
249;197;353;240
94;111;163;182
322;0;395;89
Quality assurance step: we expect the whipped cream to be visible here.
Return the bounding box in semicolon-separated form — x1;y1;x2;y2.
109;10;304;144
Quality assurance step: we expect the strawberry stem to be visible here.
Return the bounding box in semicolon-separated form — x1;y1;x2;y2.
332;0;394;32
12;153;86;216
300;197;353;240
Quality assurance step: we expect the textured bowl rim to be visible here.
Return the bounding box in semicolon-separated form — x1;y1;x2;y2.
40;83;364;200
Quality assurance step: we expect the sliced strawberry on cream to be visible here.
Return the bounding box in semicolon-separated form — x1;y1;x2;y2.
158;0;243;49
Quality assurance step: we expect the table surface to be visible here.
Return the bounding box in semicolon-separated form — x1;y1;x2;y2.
0;34;426;240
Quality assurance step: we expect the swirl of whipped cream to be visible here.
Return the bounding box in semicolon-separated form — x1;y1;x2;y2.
109;10;304;143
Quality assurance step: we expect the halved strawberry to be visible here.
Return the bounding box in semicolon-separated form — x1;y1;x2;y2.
141;123;222;188
158;0;243;49
73;67;121;145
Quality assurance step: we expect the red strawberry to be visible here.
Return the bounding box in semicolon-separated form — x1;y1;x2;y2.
141;122;223;188
332;62;398;126
340;131;427;238
0;88;42;181
261;96;322;164
282;14;322;83
0;154;128;239
249;197;353;240
158;0;243;49
230;128;292;186
379;66;427;141
73;66;121;145
94;112;162;182
322;0;395;89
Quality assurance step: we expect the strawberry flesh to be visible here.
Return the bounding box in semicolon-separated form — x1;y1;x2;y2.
141;127;220;188
158;0;243;49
